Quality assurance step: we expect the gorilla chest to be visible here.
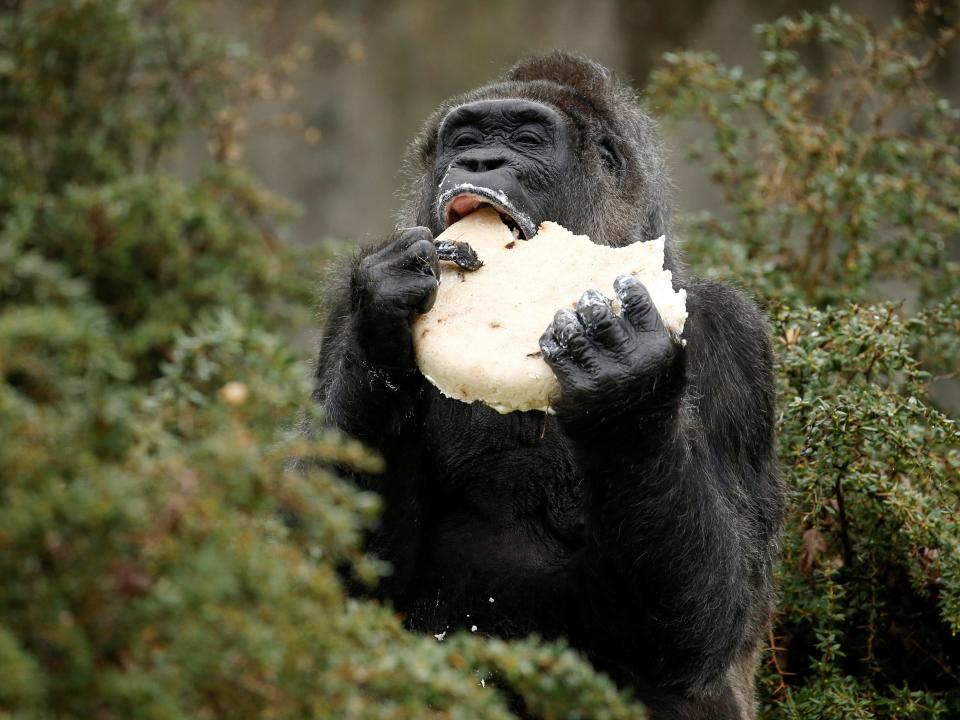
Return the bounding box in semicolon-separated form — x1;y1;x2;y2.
411;399;585;634
428;442;585;571
424;397;585;546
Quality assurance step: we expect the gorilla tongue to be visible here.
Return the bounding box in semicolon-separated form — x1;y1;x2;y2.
447;194;489;219
444;192;527;240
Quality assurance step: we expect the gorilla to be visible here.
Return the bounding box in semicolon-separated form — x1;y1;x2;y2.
311;53;784;720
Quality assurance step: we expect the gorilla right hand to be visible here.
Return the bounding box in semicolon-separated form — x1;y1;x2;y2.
351;226;440;372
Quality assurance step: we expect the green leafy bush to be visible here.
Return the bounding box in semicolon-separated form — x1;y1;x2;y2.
649;5;959;717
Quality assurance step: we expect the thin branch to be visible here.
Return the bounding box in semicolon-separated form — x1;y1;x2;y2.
766;623;795;698
834;465;854;568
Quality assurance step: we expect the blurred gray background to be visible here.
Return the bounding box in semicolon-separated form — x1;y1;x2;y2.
176;0;958;247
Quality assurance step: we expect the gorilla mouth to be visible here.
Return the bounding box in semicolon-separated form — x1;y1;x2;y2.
438;185;537;240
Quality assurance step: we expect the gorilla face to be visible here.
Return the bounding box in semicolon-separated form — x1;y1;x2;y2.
433;99;580;240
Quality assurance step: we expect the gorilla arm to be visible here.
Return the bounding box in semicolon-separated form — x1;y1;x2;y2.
313;227;439;446
311;227;441;595
540;278;781;696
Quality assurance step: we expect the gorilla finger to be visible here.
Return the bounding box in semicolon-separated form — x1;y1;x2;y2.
575;289;612;326
614;276;663;333
414;280;439;314
378;275;438;314
551;309;581;344
576;288;611;312
587;310;633;350
395;226;435;251
538;329;578;379
576;289;630;348
538;329;565;362
398;238;440;278
435;239;482;271
551;308;593;361
362;228;431;271
406;275;440;314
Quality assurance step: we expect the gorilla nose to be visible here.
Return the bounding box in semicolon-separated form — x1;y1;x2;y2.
455;153;508;174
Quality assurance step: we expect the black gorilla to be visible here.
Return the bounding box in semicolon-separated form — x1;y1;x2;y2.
311;54;784;720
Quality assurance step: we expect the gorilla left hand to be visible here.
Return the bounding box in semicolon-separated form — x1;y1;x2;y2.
539;275;686;432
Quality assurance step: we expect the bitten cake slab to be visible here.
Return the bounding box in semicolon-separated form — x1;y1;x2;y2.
413;208;686;413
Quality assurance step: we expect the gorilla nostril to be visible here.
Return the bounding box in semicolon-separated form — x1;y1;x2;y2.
457;155;507;173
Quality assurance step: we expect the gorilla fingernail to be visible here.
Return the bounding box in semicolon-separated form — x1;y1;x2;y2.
554;311;584;344
613;275;641;294
614;276;650;308
578;288;611;308
554;308;579;329
538;336;562;359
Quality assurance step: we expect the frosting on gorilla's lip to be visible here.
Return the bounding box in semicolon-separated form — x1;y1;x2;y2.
438;184;537;240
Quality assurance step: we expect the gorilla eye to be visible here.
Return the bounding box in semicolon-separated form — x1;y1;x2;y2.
451;132;481;149
513;131;542;147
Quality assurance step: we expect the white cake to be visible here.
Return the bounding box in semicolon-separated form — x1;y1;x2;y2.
412;208;687;413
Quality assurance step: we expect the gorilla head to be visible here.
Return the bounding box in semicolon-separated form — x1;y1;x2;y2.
400;53;674;257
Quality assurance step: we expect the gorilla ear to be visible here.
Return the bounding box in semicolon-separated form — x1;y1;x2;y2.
599;136;626;181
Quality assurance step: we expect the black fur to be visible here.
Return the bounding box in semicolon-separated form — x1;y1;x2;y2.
309;53;784;719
